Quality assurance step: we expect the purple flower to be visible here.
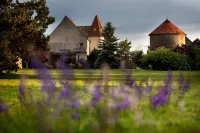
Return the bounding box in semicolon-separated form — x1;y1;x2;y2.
91;85;102;106
125;72;135;87
59;89;69;99
19;82;25;96
182;80;190;92
71;100;79;109
164;71;173;85
72;113;80;120
19;75;26;96
0;100;9;113
178;73;184;85
151;89;168;109
116;97;130;111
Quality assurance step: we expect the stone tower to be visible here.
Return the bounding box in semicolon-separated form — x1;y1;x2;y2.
149;19;186;50
88;15;104;54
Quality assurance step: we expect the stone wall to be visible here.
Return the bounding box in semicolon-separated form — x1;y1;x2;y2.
150;34;185;50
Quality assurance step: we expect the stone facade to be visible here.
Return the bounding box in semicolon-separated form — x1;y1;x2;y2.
150;34;185;50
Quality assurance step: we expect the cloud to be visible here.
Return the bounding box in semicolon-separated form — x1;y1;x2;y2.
46;0;200;51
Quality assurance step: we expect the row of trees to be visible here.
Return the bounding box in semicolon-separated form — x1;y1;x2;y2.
0;0;54;74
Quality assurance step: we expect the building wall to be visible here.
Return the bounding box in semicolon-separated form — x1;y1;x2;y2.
49;17;88;53
88;37;104;54
150;34;185;50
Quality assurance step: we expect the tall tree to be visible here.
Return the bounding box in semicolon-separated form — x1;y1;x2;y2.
0;0;55;71
94;22;120;68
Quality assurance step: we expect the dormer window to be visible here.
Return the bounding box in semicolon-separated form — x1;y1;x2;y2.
80;43;83;47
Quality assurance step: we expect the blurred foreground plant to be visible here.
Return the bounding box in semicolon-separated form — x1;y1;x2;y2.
0;57;199;133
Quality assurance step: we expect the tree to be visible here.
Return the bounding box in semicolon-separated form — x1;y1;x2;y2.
94;22;120;68
129;50;143;68
117;39;132;57
0;46;18;74
0;0;55;72
87;48;100;68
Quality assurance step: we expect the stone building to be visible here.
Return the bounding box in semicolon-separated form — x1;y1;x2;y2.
48;15;104;67
149;19;188;50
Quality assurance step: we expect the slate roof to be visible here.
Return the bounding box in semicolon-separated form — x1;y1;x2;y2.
76;26;90;37
149;19;186;36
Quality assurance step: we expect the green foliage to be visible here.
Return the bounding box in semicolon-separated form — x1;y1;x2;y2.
87;48;100;68
141;47;186;70
187;46;200;70
95;22;120;68
117;39;132;57
0;46;18;74
193;48;200;69
0;0;55;70
129;50;143;68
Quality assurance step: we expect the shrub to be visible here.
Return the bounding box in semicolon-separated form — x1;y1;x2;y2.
87;48;100;69
141;47;186;70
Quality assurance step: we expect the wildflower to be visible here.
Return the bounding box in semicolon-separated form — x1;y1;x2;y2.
151;88;169;108
91;84;102;106
72;113;80;120
116;97;130;111
0;100;9;113
71;100;79;109
178;73;184;85
19;75;26;96
125;72;135;87
59;89;69;100
182;80;190;92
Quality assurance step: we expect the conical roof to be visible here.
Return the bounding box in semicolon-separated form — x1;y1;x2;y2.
149;19;186;36
88;15;103;37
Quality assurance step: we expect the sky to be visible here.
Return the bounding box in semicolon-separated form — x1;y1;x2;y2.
45;0;200;53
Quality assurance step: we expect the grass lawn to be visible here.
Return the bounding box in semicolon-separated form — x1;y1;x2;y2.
0;69;200;132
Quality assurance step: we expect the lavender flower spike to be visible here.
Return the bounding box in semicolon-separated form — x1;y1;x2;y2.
116;97;130;111
19;75;26;96
0;100;9;113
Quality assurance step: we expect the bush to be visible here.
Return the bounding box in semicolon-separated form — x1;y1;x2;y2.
87;48;100;69
141;47;186;70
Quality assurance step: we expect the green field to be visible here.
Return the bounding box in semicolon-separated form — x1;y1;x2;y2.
0;69;200;133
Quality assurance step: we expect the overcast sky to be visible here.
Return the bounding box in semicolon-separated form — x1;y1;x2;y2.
46;0;200;53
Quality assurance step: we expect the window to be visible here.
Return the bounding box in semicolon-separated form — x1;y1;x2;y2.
80;43;83;47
